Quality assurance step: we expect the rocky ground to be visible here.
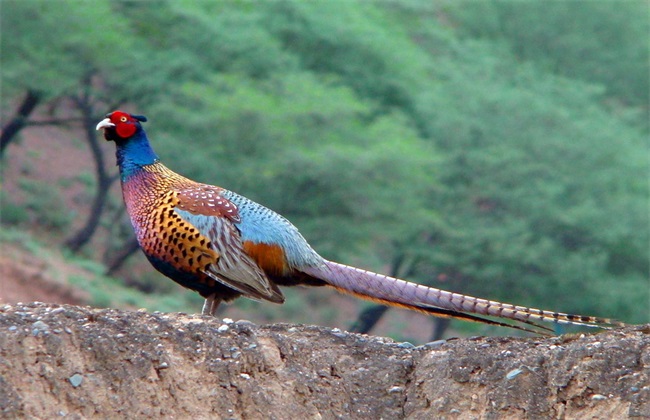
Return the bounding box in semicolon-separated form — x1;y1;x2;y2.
0;302;648;419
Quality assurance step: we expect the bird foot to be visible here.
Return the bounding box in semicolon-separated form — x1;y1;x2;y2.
202;294;221;316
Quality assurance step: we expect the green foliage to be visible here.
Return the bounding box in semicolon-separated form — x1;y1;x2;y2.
17;179;74;231
0;191;29;226
443;0;649;122
1;1;125;99
409;36;649;323
66;271;200;314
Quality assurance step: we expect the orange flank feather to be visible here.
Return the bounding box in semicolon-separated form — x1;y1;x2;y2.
243;241;288;277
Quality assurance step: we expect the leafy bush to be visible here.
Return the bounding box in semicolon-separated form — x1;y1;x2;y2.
0;191;29;225
18;178;73;231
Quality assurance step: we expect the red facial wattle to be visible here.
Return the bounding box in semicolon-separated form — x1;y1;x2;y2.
111;111;138;138
115;120;137;138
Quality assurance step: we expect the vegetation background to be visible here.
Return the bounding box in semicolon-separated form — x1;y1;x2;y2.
1;0;648;342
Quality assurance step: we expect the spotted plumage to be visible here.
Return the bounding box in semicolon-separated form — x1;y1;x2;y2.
97;110;625;334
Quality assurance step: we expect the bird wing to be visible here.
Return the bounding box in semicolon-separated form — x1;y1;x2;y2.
171;185;284;303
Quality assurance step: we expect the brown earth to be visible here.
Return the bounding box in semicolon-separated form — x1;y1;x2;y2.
1;302;648;419
0;243;88;307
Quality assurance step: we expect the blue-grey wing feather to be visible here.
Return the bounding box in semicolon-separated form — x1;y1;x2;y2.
220;190;325;269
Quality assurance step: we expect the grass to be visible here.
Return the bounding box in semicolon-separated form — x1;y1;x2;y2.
0;191;29;225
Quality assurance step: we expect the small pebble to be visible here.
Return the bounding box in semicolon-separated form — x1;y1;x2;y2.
591;394;607;401
32;320;50;336
69;374;83;388
32;320;49;330
506;368;524;380
417;339;447;350
240;373;251;380
222;318;234;324
397;342;415;349
217;325;229;333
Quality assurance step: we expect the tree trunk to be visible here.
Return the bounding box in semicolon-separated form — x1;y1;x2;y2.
348;305;389;334
431;318;451;341
64;74;116;252
0;90;41;157
105;237;140;276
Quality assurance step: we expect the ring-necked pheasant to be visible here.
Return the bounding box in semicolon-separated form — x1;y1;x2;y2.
97;110;623;334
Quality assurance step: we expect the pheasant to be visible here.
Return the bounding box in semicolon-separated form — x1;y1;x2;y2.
97;110;623;334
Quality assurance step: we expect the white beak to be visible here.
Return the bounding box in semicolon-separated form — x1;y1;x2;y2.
96;118;115;130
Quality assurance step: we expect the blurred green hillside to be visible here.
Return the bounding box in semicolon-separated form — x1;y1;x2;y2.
1;0;648;341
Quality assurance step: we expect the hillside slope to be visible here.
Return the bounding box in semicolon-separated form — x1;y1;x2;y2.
1;302;648;418
0;242;88;307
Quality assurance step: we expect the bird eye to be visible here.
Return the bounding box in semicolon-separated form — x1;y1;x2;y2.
120;116;128;122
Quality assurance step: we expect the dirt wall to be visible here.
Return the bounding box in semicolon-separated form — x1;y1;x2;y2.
1;302;648;419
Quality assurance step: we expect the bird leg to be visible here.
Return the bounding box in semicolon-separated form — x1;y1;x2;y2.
201;293;221;316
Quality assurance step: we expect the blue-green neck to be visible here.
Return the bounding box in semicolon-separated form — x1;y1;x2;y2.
115;130;160;181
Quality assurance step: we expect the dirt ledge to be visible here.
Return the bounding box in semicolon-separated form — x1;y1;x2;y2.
0;302;648;419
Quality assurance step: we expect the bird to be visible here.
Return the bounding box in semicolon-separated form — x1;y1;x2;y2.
97;110;624;335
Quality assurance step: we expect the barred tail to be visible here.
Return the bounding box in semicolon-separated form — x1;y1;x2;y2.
302;260;624;334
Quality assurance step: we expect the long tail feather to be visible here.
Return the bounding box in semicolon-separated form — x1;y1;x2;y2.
331;286;554;335
302;260;624;333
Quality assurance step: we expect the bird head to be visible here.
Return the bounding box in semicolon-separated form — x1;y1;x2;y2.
96;111;148;142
